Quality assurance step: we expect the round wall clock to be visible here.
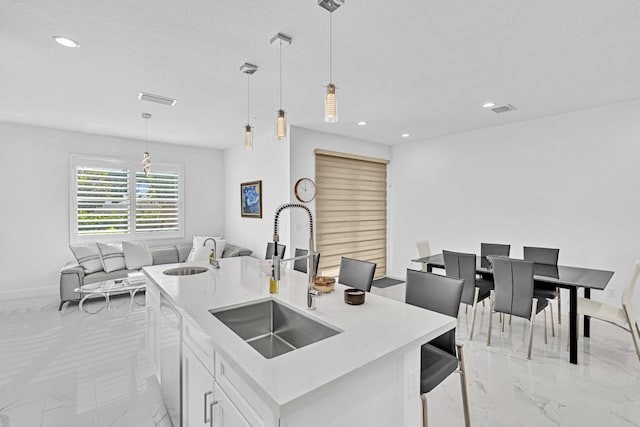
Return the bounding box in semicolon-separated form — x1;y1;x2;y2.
294;178;316;203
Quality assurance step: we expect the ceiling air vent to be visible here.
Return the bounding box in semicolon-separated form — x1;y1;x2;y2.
492;104;516;114
138;92;178;106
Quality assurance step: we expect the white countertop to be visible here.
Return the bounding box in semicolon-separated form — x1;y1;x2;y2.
143;257;456;415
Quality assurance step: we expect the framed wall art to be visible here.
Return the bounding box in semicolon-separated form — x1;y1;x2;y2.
240;180;262;218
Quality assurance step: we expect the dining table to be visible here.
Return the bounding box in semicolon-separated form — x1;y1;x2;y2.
412;253;615;365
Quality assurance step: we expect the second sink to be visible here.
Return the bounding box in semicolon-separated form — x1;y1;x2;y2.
210;299;341;359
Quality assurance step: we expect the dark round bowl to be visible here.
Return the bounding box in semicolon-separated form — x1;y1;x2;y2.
344;288;365;305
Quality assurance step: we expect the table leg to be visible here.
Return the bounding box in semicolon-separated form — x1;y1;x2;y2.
583;288;591;337
426;264;432;273
569;287;578;364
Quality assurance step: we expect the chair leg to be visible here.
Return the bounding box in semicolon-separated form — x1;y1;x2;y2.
487;291;494;346
623;305;640;362
557;288;562;324
456;344;471;427
465;305;468;314
544;307;548;345
509;314;512;325
421;394;428;427
528;299;538;360
501;312;505;333
549;303;556;337
58;301;65;311
469;288;480;340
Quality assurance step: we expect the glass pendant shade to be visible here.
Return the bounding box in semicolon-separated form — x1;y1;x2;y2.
276;109;287;140
244;125;253;151
142;151;151;176
325;83;338;123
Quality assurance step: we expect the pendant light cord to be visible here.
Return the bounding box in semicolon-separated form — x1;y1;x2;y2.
329;12;333;84
145;117;148;151
247;73;250;124
279;40;283;109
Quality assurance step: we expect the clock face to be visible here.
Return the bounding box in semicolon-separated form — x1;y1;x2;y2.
294;178;316;203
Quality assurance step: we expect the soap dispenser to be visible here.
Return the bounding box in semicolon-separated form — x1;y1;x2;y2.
209;249;220;269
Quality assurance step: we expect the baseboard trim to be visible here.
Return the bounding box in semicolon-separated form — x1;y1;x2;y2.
0;286;58;301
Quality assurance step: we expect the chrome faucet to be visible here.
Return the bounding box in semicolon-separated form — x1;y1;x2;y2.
202;238;220;269
272;203;317;310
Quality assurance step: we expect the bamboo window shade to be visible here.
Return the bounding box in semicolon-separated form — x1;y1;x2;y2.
314;150;388;279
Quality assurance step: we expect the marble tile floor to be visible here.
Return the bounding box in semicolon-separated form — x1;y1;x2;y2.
0;290;639;427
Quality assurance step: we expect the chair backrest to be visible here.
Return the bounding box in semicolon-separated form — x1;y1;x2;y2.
489;256;535;319
622;260;640;308
416;240;431;258
481;243;511;258
338;257;376;292
405;269;464;356
443;250;477;305
523;246;559;265
265;243;286;260
293;248;320;276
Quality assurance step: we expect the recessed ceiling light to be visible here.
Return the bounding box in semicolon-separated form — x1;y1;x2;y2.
401;133;410;138
482;102;496;108
138;92;178;106
52;36;80;48
357;121;367;126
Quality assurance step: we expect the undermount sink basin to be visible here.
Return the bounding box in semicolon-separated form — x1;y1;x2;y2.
163;266;209;276
210;299;342;359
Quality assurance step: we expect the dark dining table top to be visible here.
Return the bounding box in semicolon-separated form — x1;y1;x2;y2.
412;254;615;290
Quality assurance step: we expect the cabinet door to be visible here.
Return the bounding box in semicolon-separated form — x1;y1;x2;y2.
146;281;161;379
183;344;215;427
213;383;251;427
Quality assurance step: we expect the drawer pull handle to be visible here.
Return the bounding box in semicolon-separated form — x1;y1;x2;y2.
209;400;219;427
204;390;213;422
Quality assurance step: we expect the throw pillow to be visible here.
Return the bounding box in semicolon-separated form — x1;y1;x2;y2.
97;242;126;273
122;240;153;270
185;235;226;263
69;243;103;274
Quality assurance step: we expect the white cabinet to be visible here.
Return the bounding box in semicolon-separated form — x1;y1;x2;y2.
145;280;161;379
213;383;251;427
183;344;215;427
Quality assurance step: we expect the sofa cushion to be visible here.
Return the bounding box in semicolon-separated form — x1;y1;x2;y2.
151;246;179;265
176;243;193;263
69;243;103;274
186;235;226;263
97;242;126;273
122;240;153;270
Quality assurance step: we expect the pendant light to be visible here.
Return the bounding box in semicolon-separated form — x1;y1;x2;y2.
270;33;292;140
141;113;152;176
240;63;258;151
319;0;344;123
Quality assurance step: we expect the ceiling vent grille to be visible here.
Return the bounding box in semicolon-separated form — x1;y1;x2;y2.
492;104;516;114
138;92;177;106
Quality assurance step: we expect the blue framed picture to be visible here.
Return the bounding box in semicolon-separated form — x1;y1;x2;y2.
240;180;262;218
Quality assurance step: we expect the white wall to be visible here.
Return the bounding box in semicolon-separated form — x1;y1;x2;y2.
389;100;640;309
224;129;291;260
288;127;391;263
0;122;225;298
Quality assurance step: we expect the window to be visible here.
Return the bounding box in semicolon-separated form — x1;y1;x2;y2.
70;155;184;242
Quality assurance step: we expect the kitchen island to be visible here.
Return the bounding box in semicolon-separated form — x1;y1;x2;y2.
144;256;456;427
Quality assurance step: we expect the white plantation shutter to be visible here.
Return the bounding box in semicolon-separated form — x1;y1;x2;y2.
71;156;183;242
76;167;130;235
135;171;180;232
314;150;389;279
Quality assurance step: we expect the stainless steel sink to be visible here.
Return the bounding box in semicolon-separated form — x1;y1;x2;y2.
163;266;209;276
210;299;342;359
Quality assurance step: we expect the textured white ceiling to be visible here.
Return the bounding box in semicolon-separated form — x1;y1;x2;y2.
2;0;640;148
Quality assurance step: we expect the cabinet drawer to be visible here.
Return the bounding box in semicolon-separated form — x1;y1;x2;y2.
183;316;215;377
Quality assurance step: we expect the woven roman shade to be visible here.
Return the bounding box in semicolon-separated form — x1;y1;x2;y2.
314;150;388;279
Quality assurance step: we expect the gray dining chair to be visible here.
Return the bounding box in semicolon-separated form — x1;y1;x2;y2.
265;242;286;260
405;269;470;427
524;246;561;329
487;256;549;359
480;243;511;280
293;248;320;277
338;257;376;292
443;250;493;340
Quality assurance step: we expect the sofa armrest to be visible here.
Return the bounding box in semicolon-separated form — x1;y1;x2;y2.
60;261;85;303
222;243;253;258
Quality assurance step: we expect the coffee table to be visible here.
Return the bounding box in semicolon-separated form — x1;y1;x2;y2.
74;278;146;314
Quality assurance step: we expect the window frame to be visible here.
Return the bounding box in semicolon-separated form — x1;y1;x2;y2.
69;154;185;244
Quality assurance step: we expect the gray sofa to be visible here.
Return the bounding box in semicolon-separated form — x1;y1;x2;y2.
59;242;252;310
